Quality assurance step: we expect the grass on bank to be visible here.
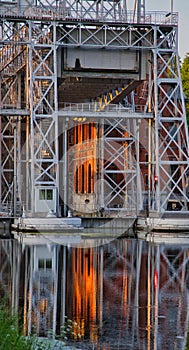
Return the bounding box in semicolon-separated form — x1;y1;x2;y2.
0;305;33;350
0;303;80;349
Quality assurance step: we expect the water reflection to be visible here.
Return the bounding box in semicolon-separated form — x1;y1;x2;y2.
0;237;189;349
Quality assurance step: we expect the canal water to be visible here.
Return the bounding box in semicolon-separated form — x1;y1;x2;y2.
0;235;189;350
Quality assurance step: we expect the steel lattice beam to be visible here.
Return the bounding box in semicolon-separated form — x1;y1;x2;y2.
151;42;189;213
27;21;59;213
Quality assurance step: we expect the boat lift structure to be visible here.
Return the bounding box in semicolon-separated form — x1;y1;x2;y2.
0;0;189;228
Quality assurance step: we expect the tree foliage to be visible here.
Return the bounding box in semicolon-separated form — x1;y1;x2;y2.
181;53;189;123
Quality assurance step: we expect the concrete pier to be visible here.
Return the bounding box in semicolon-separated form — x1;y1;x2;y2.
137;212;189;233
12;217;83;232
11;216;136;240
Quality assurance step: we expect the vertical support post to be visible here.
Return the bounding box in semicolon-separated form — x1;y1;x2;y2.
148;118;151;214
53;22;59;215
153;38;160;212
153;245;160;350
28;246;33;335
0;75;1;210
28;21;35;214
25;42;30;213
17;116;21;215
23;246;28;335
135;240;142;328
63;121;68;217
52;247;58;335
62;246;66;325
13;117;17;216
25;115;29;212
137;0;145;22
99;246;103;330
0;114;1;211
136;118;140;215
137;0;141;22
148;60;152;215
100;119;104;210
147;244;151;350
170;0;173;22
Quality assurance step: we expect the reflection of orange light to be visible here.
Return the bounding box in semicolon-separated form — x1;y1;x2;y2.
154;270;158;289
23;288;27;335
72;248;98;342
40;299;48;313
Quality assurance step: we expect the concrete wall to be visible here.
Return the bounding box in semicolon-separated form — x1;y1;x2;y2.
66;48;139;71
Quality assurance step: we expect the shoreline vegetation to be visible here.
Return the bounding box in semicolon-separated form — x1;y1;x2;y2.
0;303;80;350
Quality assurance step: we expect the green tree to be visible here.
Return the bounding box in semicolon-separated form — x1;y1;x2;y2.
181;53;189;123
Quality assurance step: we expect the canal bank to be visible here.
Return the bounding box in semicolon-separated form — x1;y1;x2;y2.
10;216;136;242
136;212;189;233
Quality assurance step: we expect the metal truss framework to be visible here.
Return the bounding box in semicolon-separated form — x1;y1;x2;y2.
64;111;142;215
152;49;189;212
27;21;59;213
0;0;188;217
102;116;141;212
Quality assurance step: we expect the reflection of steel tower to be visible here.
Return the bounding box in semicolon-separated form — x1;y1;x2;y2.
1;238;188;348
0;0;188;218
18;244;59;337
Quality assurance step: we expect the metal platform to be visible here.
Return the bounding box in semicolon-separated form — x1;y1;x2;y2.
12;217;83;232
11;216;136;240
137;215;189;232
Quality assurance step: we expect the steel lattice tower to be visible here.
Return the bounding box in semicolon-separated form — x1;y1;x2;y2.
0;0;188;219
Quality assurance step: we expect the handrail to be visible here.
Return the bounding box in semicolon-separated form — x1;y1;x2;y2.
59;102;152;117
0;4;178;26
61;102;134;113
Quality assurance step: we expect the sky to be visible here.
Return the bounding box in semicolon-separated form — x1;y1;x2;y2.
127;0;189;61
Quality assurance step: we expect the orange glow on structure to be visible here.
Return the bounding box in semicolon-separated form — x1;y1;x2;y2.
72;123;96;195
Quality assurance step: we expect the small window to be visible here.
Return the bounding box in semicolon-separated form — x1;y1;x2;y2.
39;189;53;200
47;189;53;200
39;189;46;200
